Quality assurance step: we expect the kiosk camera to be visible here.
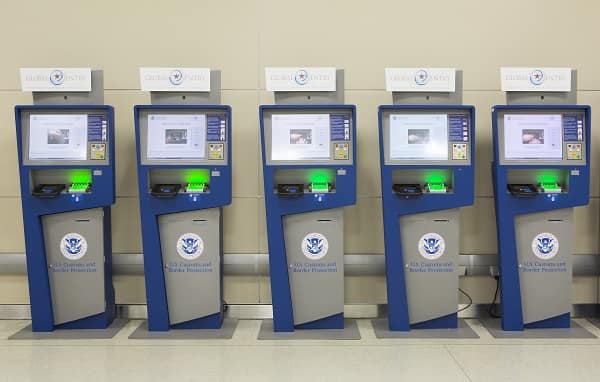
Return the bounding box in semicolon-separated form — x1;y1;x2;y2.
379;105;475;330
260;104;356;332
135;70;231;330
492;105;590;330
15;70;116;331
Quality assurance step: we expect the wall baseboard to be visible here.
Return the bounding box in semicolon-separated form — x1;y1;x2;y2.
0;253;598;276
0;304;597;320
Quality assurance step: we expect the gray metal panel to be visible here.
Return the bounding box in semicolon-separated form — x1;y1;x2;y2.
392;70;463;105
42;208;106;325
514;208;573;324
158;208;221;325
273;69;344;105
138;108;228;166
496;109;587;166
262;108;354;166
151;70;221;105
20;109;111;166
400;209;460;324
33;70;104;105
283;209;344;325
506;70;577;105
381;109;472;166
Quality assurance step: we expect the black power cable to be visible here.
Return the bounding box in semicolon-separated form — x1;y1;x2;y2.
457;288;473;313
488;276;501;318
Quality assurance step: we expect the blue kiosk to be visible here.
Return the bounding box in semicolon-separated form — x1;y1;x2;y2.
134;69;231;330
259;68;356;332
378;69;475;331
492;68;590;331
15;69;116;331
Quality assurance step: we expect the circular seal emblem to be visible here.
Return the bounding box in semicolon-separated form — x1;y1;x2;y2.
49;70;65;86
169;69;184;86
418;233;445;260
60;233;88;260
529;69;545;86
294;69;309;86
301;233;328;260
414;69;429;86
532;232;559;260
176;233;204;260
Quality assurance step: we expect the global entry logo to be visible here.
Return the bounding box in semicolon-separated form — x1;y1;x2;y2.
169;69;184;85
530;69;545;86
49;69;65;86
177;233;204;260
294;69;309;85
60;233;88;260
532;232;559;259
301;232;328;260
414;69;430;86
418;232;445;260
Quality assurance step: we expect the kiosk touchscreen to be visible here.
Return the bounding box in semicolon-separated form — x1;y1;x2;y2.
16;106;116;331
379;105;475;330
135;105;231;330
492;106;590;330
260;106;356;332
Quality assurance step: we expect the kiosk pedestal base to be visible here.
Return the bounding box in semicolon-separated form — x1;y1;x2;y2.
481;319;595;339
129;319;237;340
9;319;127;340
372;319;478;339
258;319;360;340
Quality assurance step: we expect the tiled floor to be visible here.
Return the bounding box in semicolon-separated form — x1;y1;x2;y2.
1;319;600;381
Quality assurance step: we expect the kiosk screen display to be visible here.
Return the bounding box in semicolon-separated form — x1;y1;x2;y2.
29;114;88;160
389;114;449;160
271;114;331;160
147;114;206;159
504;114;563;160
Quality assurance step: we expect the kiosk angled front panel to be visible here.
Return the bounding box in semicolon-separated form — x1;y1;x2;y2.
514;209;573;325
284;209;344;325
158;208;221;325
400;209;460;325
43;208;106;325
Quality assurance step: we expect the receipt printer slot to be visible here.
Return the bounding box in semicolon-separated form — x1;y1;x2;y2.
151;184;181;198
393;184;422;197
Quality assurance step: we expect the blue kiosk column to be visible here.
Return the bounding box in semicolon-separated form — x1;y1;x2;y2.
135;69;232;330
260;68;356;332
378;69;475;331
15;69;116;332
492;68;590;330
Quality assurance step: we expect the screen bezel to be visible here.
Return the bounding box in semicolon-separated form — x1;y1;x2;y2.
381;109;472;166
138;108;229;166
262;108;354;166
21;109;110;166
496;109;586;166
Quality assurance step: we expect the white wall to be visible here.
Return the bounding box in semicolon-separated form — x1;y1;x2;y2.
0;0;598;305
